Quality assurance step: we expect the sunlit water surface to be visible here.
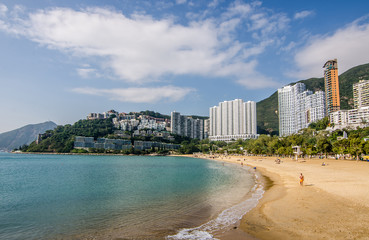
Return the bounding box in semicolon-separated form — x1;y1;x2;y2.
0;153;260;239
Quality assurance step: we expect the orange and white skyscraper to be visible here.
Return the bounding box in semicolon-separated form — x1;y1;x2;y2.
323;59;340;115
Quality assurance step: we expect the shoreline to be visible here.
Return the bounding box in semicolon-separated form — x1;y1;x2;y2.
10;151;171;156
7;152;369;239
192;154;369;239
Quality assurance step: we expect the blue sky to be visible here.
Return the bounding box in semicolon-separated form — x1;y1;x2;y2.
1;0;369;133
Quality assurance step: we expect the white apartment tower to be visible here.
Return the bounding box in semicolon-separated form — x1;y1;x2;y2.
209;99;257;142
306;91;326;123
170;111;204;140
330;80;369;129
278;83;326;137
170;111;181;135
353;80;369;109
278;83;305;137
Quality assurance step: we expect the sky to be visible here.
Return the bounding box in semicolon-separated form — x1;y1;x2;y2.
1;0;369;133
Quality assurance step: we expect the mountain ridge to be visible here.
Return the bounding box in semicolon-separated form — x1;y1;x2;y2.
0;121;57;151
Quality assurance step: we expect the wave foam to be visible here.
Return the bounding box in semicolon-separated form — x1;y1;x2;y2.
167;179;264;240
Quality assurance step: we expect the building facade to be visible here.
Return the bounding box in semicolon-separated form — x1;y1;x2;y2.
209;99;257;142
170;112;205;140
204;119;210;139
305;91;326;124
353;80;369;109
323;59;340;115
330;110;349;127
330;107;369;129
74;136;132;150
133;141;180;151
278;83;305;137
74;136;180;151
330;80;369;129
278;83;326;137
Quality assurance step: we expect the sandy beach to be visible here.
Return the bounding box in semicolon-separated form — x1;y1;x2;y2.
192;154;369;240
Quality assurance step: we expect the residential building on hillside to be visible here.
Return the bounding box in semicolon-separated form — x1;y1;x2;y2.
278;83;326;137
171;111;181;136
330;80;369;129
87;113;104;120
137;118;166;131
330;107;369;129
305;91;326;124
353;80;369;109
324;59;340;115
209;99;257;142
74;136;132;150
170;111;205;140
134;141;180;151
204;119;210;139
347;107;369;125
106;111;169;132
330;110;349;127
278;83;305;137
74;136;180;151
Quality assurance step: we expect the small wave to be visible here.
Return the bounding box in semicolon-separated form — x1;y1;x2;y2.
166;180;264;240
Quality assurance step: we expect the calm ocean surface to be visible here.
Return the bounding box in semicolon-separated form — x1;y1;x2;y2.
0;153;262;240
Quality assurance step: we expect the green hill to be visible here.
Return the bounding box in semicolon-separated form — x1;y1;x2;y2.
0;121;57;151
135;110;208;120
257;63;369;135
22;118;115;153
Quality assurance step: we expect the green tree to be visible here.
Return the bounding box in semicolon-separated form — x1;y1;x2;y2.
317;138;332;157
349;138;363;160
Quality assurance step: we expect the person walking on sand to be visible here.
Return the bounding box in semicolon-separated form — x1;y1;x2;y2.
299;173;304;186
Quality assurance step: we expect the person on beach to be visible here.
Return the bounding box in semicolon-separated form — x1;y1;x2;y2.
299;173;304;186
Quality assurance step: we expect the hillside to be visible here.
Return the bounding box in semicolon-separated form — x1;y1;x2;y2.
135;110;208;120
0;121;57;151
23;118;114;153
257;63;369;135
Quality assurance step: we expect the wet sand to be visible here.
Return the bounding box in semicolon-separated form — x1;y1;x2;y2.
193;154;369;240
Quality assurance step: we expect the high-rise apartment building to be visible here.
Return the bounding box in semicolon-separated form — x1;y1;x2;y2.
204;119;210;139
353;80;369;109
171;111;181;135
305;91;326;124
331;79;369;129
209;99;257;142
278;83;305;137
170;111;204;139
323;59;340;115
278;83;326;137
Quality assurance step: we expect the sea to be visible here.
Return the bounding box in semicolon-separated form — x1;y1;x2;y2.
0;152;263;240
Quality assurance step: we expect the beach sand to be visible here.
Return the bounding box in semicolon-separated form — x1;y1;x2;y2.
193;155;369;240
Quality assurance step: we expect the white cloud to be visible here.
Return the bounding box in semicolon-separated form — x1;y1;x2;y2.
249;13;289;39
176;0;187;4
72;86;195;103
237;74;277;89
280;41;296;52
208;0;219;8
0;4;7;17
291;17;369;79
0;2;289;90
224;1;252;19
215;59;278;89
77;68;99;78
242;40;273;59
294;10;314;20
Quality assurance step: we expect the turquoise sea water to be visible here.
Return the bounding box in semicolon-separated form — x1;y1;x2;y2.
0;153;261;239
